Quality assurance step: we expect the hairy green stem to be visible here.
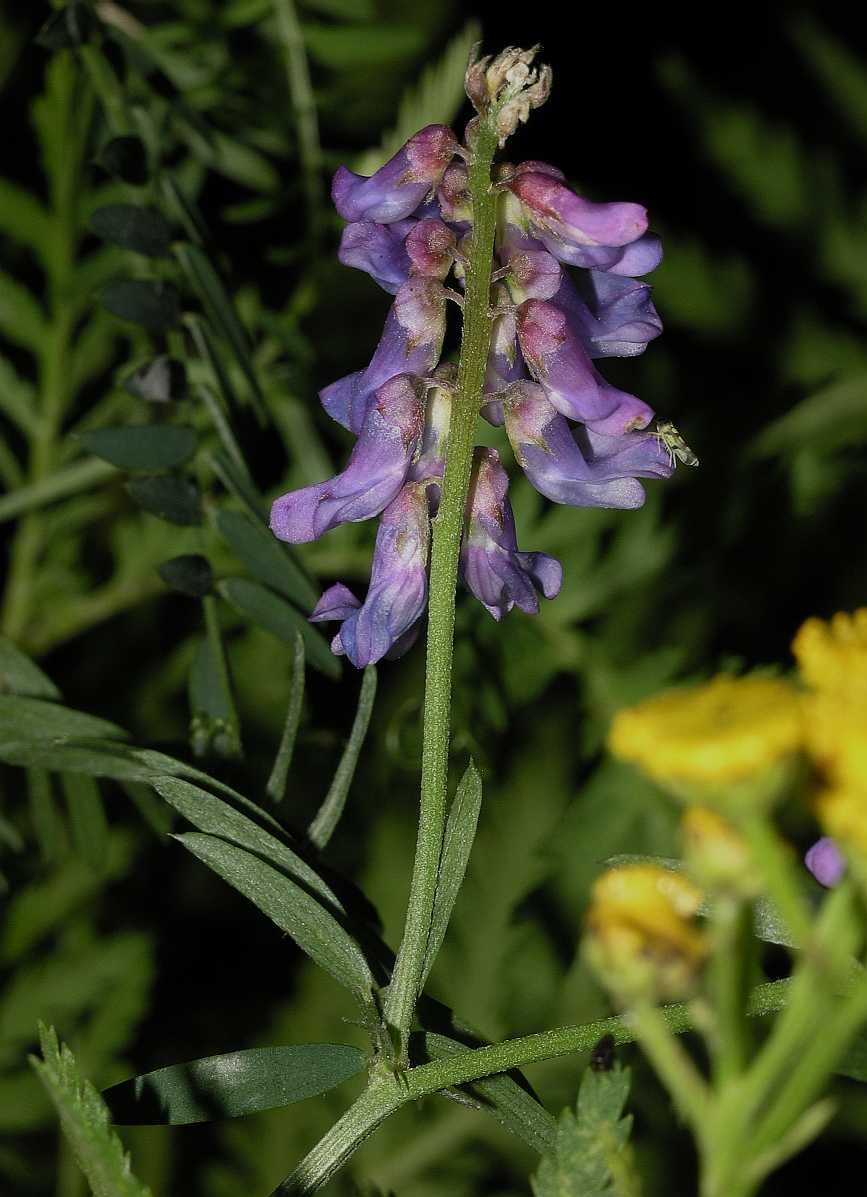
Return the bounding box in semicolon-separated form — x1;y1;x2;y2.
283;980;792;1192
383;120;500;1040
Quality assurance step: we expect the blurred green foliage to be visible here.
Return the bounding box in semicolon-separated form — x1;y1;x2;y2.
2;2;867;1195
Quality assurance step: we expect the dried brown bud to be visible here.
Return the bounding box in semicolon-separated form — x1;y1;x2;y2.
465;44;552;145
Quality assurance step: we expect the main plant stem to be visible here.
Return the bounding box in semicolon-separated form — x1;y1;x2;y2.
383;120;500;1040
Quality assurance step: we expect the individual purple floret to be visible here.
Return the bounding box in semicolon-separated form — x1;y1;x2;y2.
503;381;672;509
332;125;458;223
320;278;446;433
805;837;846;888
338;221;413;294
270;375;426;543
269;102;683;668
461;448;562;619
516;299;655;434
310;483;431;667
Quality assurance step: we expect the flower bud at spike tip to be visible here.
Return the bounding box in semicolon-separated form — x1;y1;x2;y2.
465;45;552;146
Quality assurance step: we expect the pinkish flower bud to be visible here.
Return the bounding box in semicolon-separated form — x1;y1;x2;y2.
405;218;457;281
332;125;457;223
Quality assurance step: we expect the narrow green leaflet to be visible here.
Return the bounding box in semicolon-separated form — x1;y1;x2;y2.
532;1064;638;1197
158;554;213;597
80;425;198;470
218;577;339;678
174;242;266;419
0;696;126;743
0;270;47;351
308;666;378;849
101;279;181;333
62;773;109;872
29;1025;152;1197
209;448;268;521
216;509;318;611
126;474;202;525
103;1043;366;1124
172;832;375;1002
421;1032;555;1157
89;205;172;258
0;638;61;700
94;136;149;185
151;774;344;913
421;761;483;985
266;634;306;806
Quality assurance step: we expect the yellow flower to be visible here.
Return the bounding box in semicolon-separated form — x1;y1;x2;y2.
681;806;758;896
802;690;867;788
584;864;707;1003
792;608;867;697
608;675;803;790
815;785;867;859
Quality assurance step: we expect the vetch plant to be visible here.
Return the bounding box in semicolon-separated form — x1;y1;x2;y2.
14;19;867;1197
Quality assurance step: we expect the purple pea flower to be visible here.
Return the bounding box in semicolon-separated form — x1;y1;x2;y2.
552;273;662;359
338;220;413;294
310;482;431;666
461;447;562;619
270;374;426;542
503;381;671;509
320;277;446;433
516;298;655;434
332;125;458;223
805;837;846;888
508;169;648;252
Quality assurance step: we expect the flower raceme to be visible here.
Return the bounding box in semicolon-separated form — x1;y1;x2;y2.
270;100;685;666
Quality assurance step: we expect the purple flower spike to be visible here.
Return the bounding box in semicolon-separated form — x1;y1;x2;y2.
509;170;648;251
331;125;457;223
405;218;457;280
805;837;846;888
461;447;562;620
503;381;669;509
270;374;426;543
338;220;413;294
315;483;432;667
320;278;447;433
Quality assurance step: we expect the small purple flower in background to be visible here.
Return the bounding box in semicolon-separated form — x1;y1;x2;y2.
805;837;846;888
270;83;694;666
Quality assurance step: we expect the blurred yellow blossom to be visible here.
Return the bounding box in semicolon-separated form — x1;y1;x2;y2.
681;806;758;895
815;786;867;859
792;608;867;697
584;863;707;1003
608;675;803;790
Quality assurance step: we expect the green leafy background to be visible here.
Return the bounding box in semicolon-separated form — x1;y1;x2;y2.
2;1;867;1194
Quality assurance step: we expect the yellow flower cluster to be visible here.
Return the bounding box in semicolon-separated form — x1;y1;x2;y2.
584;863;707;1002
793;609;867;855
608;675;803;789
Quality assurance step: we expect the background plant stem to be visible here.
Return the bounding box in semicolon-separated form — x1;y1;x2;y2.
382;119;500;1041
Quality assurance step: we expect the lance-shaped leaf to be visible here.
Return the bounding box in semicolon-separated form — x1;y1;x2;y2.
216;509;318;611
266;634;306;806
103;1043;366;1125
30;1025;152;1197
0;638;61;700
62;773;109;873
151;775;343;913
307;665;377;850
217;577;339;678
421;761;482;985
174;243;266;420
95;136;149;185
126;474;202;525
0;696;126;743
89;205;172;258
421;1031;555;1156
172;832;375;1002
101;279;181;332
159;555;213;598
80;425;197;471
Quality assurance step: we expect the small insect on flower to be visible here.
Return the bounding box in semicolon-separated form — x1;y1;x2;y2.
590;1032;616;1072
653;419;699;469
